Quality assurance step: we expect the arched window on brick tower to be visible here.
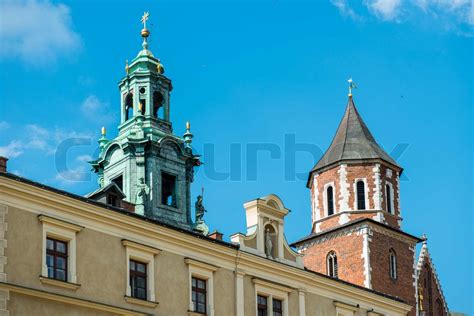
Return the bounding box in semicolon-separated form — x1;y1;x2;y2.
389;248;397;279
386;184;393;214
326;186;334;216
356;180;366;210
326;251;338;278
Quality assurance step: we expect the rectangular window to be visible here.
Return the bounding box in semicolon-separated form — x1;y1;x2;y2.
161;172;177;207
257;295;268;316
107;194;119;207
46;237;68;281
192;277;207;314
130;259;147;300
273;298;283;316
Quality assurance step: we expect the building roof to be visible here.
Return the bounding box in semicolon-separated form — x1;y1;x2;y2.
310;96;401;175
85;182;126;200
0;172;236;249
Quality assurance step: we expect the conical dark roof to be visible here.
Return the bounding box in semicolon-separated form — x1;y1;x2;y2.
310;96;400;174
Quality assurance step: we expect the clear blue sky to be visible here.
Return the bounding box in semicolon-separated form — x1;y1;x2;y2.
0;0;472;313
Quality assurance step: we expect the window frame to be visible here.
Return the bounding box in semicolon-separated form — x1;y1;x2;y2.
192;276;207;314
39;215;82;286
122;240;160;304
354;179;368;210
185;258;218;316
389;248;397;280
327;250;338;278
129;259;148;300
257;294;268;316
272;298;283;316
46;237;68;282
385;182;394;214
323;182;336;216
253;279;290;316
161;171;177;208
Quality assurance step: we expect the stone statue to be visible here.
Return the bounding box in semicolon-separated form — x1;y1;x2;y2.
194;190;209;235
265;228;276;258
195;195;206;223
135;177;149;206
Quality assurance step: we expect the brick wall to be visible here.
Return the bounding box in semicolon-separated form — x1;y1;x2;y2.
300;231;366;286
418;259;448;316
311;162;401;233
369;230;417;316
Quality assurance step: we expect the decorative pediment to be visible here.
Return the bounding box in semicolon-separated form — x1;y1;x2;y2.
230;194;303;268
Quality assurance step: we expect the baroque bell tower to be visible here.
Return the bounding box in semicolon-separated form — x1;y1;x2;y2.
88;13;200;230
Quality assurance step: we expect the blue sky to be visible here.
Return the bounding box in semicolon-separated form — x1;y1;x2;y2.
0;0;472;312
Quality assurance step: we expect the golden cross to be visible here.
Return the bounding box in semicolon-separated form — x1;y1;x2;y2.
141;12;150;29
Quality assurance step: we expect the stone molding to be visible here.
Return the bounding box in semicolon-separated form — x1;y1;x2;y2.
0;204;7;316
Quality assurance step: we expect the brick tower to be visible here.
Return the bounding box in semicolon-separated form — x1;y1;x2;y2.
292;92;421;315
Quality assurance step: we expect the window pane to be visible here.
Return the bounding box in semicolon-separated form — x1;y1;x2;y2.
327;186;334;215
47;267;54;278
386;184;392;213
137;276;146;288
197;292;205;303
357;181;366;209
192;278;196;287
130;260;135;271
198;279;206;289
273;299;282;309
137;288;146;300
56;269;66;281
46;238;54;250
56;257;66;269
137;262;146;273
46;254;54;267
197;302;206;313
56;241;66;253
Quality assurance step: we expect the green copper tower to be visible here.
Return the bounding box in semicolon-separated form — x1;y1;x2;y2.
88;12;200;230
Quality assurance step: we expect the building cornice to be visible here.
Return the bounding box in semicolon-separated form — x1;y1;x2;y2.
292;218;421;248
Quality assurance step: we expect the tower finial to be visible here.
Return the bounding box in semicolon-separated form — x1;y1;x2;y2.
101;126;106;136
348;78;357;97
183;121;193;148
140;12;150;51
125;60;129;74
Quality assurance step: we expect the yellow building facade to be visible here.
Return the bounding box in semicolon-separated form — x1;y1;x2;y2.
0;173;411;315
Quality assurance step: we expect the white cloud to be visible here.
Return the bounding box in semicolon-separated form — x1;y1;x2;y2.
0;124;93;159
55;165;88;183
331;0;473;33
365;0;402;21
331;0;363;21
81;95;115;124
0;0;81;65
76;154;92;163
0;140;24;158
